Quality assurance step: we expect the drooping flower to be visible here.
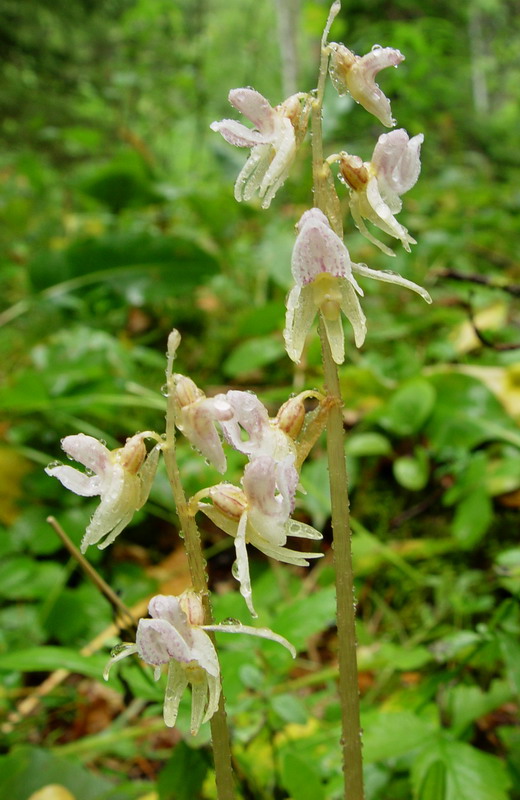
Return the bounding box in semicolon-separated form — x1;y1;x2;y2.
104;592;295;734
45;432;160;552
328;43;404;127
284;208;367;364
339;129;424;255
210;88;310;208
173;374;234;473
197;457;322;616
284;208;432;364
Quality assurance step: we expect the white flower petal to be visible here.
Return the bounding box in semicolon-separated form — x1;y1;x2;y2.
190;676;208;735
220;390;271;456
234;144;272;203
339;278;367;348
347;47;404;127
202;672;221;724
137;444;161;507
285;519;323;540
163;659;188;728
210;119;271;147
103;643;138;680
321;309;345;365
234;511;257;617
373;130;423;197
352;262;432;303
45;465;103;497
190;628;220;678
202;623;296;658
283;284;317;363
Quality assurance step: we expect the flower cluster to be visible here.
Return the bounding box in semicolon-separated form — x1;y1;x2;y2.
105;592;295;734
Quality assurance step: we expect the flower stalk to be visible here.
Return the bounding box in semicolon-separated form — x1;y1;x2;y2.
312;5;364;798
163;331;235;800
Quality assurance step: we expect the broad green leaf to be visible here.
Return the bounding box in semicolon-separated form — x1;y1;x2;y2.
0;646;107;680
451;491;493;548
495;549;520;596
362;710;436;762
377;378;436;436
0;746;132;800
345;432;392;457
393;448;430;491
273;587;336;651
448;680;512;735
269;693;308;724
0;557;65;601
280;751;326;800
498;632;520;695
411;738;511;800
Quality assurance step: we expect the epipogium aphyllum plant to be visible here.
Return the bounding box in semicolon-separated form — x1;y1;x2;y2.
46;4;431;799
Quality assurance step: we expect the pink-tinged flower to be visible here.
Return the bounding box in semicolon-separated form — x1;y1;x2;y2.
284;208;367;364
104;592;295;733
198;457;322;616
339;129;424;255
284;208;431;364
46;432;160;552
220;390;298;463
210;88;309;209
329;43;404;127
173;374;234;473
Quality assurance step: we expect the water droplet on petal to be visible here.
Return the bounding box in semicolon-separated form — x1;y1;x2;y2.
160;384;169;397
372;43;382;51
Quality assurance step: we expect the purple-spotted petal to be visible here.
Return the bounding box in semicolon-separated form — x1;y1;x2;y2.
136;618;194;666
148;595;193;645
228;88;276;134
372;129;423;197
291;209;352;286
220;390;271;456
60;433;110;475
190;628;220;677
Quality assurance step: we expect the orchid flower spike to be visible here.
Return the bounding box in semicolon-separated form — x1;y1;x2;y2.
328;42;404;127
210;88;310;209
339;128;424;256
104;592;295;734
196;459;322;616
173;374;234;474
284;208;367;364
46;432;161;552
284;208;431;364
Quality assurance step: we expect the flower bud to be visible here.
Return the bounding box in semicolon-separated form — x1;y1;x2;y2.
118;434;147;474
174;374;204;408
179;590;205;627
276;396;307;439
208;483;247;520
338;153;369;192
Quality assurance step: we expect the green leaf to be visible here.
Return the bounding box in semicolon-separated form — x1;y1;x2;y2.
411;738;511;800
269;693;308;724
0;646;107;680
0;746;132;800
448;680;512;735
393;447;430;491
222;336;285;377
280;751;326;800
451;491;493;548
363;710;436;762
378;378;436;436
498;632;520;695
345;432;392;457
272;587;336;651
157;741;209;800
0;557;65;601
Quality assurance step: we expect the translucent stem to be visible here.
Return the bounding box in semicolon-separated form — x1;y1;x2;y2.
311;6;365;798
163;341;235;800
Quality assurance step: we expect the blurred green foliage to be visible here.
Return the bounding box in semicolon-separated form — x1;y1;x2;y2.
0;0;519;798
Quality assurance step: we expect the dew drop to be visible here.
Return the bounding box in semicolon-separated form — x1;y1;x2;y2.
371;43;382;51
160;384;169;397
46;460;61;470
231;560;240;580
221;617;241;626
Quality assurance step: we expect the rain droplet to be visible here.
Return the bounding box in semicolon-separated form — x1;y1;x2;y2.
231;561;240;580
371;43;382;51
221;617;241;626
160;384;169;397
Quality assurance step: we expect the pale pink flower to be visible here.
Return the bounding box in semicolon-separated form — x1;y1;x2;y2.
46;432;160;552
198;457;322;616
173;374;234;473
329;43;404;127
339;129;424;255
104;592;295;733
210;88;308;208
284;208;431;364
